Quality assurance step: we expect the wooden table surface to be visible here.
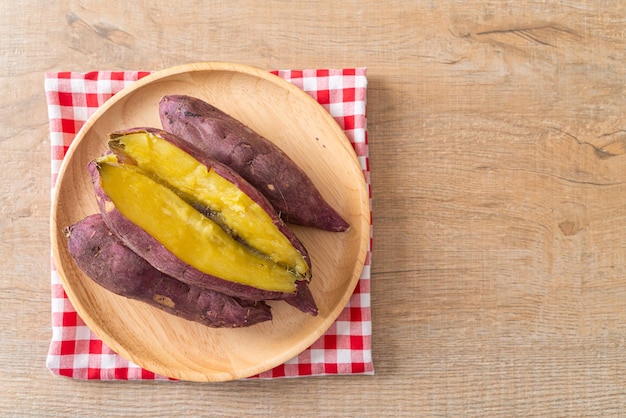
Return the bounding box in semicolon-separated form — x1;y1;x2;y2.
4;1;626;416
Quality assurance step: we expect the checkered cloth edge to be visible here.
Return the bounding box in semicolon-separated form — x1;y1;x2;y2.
46;68;373;380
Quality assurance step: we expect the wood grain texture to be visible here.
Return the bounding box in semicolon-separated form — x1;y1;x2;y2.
3;0;626;415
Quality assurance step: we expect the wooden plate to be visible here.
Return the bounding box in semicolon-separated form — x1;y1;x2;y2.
50;62;370;382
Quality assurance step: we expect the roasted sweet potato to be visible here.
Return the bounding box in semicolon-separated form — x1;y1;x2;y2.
108;127;310;278
90;143;318;315
159;94;350;232
65;213;272;328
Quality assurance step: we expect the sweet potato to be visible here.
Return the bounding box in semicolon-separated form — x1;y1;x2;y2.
90;152;318;315
159;94;350;232
65;213;272;328
108;127;311;278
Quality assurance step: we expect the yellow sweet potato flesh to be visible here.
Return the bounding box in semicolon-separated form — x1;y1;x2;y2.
98;161;299;293
110;132;309;277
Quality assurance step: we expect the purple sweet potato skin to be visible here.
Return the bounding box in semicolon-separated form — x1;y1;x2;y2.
65;213;272;328
89;158;318;315
158;94;350;232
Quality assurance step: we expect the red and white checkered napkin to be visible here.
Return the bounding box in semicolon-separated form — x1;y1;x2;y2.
45;68;373;380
